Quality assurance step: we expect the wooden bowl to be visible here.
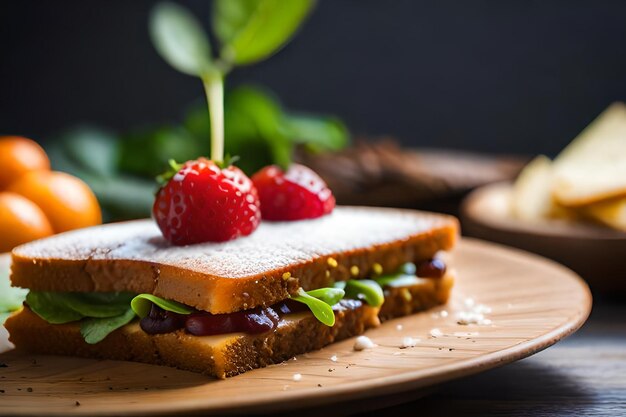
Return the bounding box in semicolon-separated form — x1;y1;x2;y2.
461;182;626;293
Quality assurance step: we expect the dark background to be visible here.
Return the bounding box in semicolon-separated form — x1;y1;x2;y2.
1;0;626;156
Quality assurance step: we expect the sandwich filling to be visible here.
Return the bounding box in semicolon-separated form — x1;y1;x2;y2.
21;258;448;344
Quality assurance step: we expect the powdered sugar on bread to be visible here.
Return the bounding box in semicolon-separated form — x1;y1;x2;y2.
12;207;458;313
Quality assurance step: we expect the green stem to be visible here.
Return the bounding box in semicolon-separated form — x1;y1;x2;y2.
202;72;224;163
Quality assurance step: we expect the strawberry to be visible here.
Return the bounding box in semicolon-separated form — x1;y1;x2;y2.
153;158;261;245
251;163;335;221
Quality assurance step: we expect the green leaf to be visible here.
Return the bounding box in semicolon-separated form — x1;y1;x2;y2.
401;262;417;275
343;280;385;307
291;288;336;326
119;125;205;177
375;274;420;288
281;113;349;153
333;281;346;290
305;288;345;306
374;263;421;288
156;159;184;187
225;85;292;168
214;0;315;65
150;2;213;76
25;292;136;324
60;292;135;318
53;127;120;177
0;312;12;326
25;292;84;324
374;263;419;287
131;294;195;318
80;308;136;344
86;175;156;221
26;291;137;344
0;262;27;315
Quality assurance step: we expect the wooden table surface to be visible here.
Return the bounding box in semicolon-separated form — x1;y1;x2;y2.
355;297;626;417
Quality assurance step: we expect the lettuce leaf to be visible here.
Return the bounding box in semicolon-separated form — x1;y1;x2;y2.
25;291;138;343
26;292;84;324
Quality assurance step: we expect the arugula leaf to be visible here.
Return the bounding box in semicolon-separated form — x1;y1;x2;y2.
214;0;315;65
80;308;136;344
343;280;385;307
26;292;84;324
150;2;213;76
131;294;195;318
290;288;336;326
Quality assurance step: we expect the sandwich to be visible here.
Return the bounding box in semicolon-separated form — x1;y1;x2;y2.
5;206;457;378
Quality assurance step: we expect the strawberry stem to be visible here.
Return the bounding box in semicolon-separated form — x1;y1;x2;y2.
202;72;224;163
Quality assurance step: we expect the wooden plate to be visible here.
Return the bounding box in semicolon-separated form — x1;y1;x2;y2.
461;182;626;292
0;238;591;416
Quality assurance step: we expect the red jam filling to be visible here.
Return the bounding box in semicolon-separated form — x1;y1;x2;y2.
140;299;363;336
139;258;446;337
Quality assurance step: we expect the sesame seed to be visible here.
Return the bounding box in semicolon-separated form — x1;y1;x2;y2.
350;265;359;276
372;263;383;275
292;373;302;382
327;258;338;268
282;272;291;280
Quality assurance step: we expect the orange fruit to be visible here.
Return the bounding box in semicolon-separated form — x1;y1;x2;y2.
7;171;102;233
0;192;53;252
0;136;50;190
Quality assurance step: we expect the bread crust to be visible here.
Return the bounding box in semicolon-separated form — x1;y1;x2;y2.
12;207;458;314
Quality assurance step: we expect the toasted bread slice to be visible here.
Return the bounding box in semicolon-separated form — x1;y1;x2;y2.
11;207;458;314
553;102;626;207
511;155;578;221
6;303;379;379
511;155;555;221
580;196;626;232
5;272;452;378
